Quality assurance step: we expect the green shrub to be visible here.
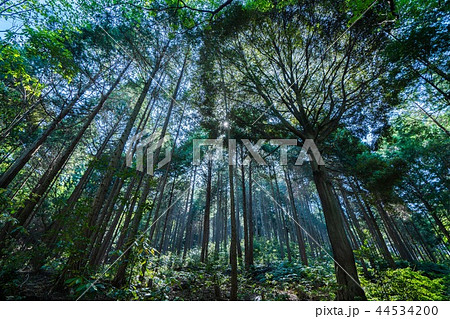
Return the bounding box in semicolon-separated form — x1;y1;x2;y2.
362;267;446;301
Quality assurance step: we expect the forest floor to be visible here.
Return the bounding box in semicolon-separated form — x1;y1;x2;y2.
1;260;336;300
2;258;449;301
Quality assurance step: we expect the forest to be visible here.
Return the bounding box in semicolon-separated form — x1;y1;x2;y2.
0;0;448;301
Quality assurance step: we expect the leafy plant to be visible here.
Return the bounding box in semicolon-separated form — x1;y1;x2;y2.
362;267;446;301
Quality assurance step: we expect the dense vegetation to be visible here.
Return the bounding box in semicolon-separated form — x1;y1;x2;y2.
0;0;448;301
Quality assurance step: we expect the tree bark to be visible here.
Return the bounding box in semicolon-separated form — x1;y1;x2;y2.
200;160;213;263
247;163;254;266
6;63;130;236
310;159;366;300
284;168;308;266
375;199;414;263
229;149;238;300
0;72;101;189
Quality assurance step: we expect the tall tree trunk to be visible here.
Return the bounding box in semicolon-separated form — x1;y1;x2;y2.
200;160;213;263
267;166;284;259
350;180;396;267
235;173;243;260
240;157;250;267
0;72;101;189
247;163;254;266
284;168;308;266
338;183;377;269
43;114;123;247
94;177;137;266
229;149;238;300
309;159;366;300
84;54;164;257
3;63;130;237
183;166;197;260
158;177;177;253
375;199;414;263
88;177;124;266
112;53;187;286
214;171;222;257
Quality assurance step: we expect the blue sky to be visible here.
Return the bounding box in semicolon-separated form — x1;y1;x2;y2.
0;18;14;31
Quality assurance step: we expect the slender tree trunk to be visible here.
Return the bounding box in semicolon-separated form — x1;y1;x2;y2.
267;166;285;259
235;173;243;260
229;149;238;300
375;199;414;263
240;159;250;267
350;180;396;268
4;63;130;236
158;177;177;253
113;177;150;287
95;177;137;266
44;114;122;246
214;171;222;257
183;166;197;260
201;160;213;263
284;168;308;266
84;55;163;255
273;166;291;262
408;182;450;243
247;163;254;266
0;84;58;142
88;177;124;266
339;183;377;269
0;72;101;189
410;221;437;262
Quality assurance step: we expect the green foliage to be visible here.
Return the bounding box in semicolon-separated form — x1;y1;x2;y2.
362;267;446;301
0;188;28;228
65;276;106;298
236;261;337;301
345;0;397;26
0;43;43;94
382;0;449;108
25;27;79;80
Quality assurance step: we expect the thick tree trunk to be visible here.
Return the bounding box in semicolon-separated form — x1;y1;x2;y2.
309;160;366;300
